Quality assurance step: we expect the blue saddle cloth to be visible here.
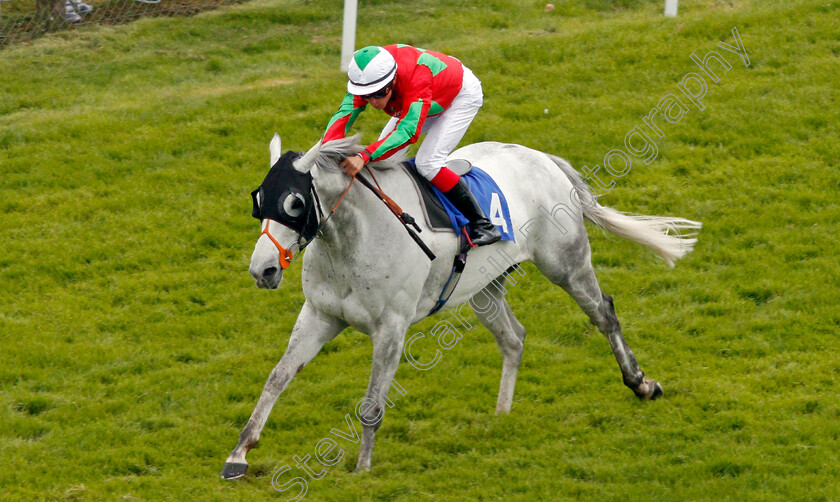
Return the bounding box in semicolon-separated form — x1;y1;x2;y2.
405;159;515;242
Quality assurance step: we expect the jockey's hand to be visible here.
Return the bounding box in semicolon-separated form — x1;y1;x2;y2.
340;154;365;177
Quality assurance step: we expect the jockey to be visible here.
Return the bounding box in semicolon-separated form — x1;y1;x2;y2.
323;44;501;247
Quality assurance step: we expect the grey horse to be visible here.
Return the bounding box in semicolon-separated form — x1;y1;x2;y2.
221;134;701;479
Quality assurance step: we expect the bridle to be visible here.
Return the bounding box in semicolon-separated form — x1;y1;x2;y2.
257;187;334;271
252;151;352;270
258;179;356;270
252;150;435;271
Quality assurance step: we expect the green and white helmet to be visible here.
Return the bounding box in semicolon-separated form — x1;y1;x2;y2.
347;46;397;95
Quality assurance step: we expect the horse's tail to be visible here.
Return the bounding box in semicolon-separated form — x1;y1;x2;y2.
547;154;701;268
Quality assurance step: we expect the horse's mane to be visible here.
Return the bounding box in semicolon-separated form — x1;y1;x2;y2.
314;135;405;173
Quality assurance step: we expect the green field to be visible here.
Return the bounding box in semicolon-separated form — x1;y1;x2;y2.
1;0;839;500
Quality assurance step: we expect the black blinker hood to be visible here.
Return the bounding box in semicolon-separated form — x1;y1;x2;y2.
251;150;320;243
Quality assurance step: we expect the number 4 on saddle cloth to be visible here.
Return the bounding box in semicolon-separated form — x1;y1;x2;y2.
402;158;516;243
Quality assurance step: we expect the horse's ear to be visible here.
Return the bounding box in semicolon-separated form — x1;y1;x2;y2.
293;140;322;174
269;133;282;167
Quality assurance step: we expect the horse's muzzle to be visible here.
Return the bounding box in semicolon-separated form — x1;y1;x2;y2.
252;265;282;289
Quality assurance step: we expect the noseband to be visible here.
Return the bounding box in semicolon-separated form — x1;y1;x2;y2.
258;221;296;270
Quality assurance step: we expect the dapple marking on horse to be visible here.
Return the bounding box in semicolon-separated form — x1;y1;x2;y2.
220;134;701;479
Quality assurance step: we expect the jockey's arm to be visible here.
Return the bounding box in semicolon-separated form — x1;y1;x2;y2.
323;93;367;143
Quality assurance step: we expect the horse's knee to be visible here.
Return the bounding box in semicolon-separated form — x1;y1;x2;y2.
500;331;523;353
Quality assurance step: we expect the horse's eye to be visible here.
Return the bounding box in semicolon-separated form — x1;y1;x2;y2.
282;193;306;218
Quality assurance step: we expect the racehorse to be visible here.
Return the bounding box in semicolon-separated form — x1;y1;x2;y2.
220;134;701;479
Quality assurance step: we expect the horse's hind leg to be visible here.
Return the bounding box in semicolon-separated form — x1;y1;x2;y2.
594;291;662;399
473;278;526;413
535;236;663;400
220;302;346;479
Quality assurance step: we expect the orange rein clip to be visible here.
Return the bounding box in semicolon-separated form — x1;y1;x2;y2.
259;222;294;270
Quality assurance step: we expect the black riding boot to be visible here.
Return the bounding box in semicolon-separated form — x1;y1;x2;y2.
442;179;502;246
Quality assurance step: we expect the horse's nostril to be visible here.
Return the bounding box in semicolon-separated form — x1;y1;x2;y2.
263;267;278;279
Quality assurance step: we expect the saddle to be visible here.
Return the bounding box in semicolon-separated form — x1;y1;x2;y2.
401;158;474;232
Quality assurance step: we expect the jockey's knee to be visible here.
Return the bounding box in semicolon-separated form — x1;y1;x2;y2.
416;161;444;182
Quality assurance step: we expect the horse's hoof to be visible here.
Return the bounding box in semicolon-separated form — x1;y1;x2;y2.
220;462;249;480
633;379;663;400
648;380;663;400
650;381;664;400
639;380;663;400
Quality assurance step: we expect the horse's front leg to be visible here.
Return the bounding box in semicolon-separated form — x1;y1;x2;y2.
221;302;346;479
355;325;407;472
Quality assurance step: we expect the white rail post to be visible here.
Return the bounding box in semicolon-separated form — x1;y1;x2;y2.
664;0;678;17
340;0;358;71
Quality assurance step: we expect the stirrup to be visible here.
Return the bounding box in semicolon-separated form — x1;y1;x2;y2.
468;219;501;246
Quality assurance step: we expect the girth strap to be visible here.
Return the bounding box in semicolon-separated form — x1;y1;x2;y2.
427;229;472;316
